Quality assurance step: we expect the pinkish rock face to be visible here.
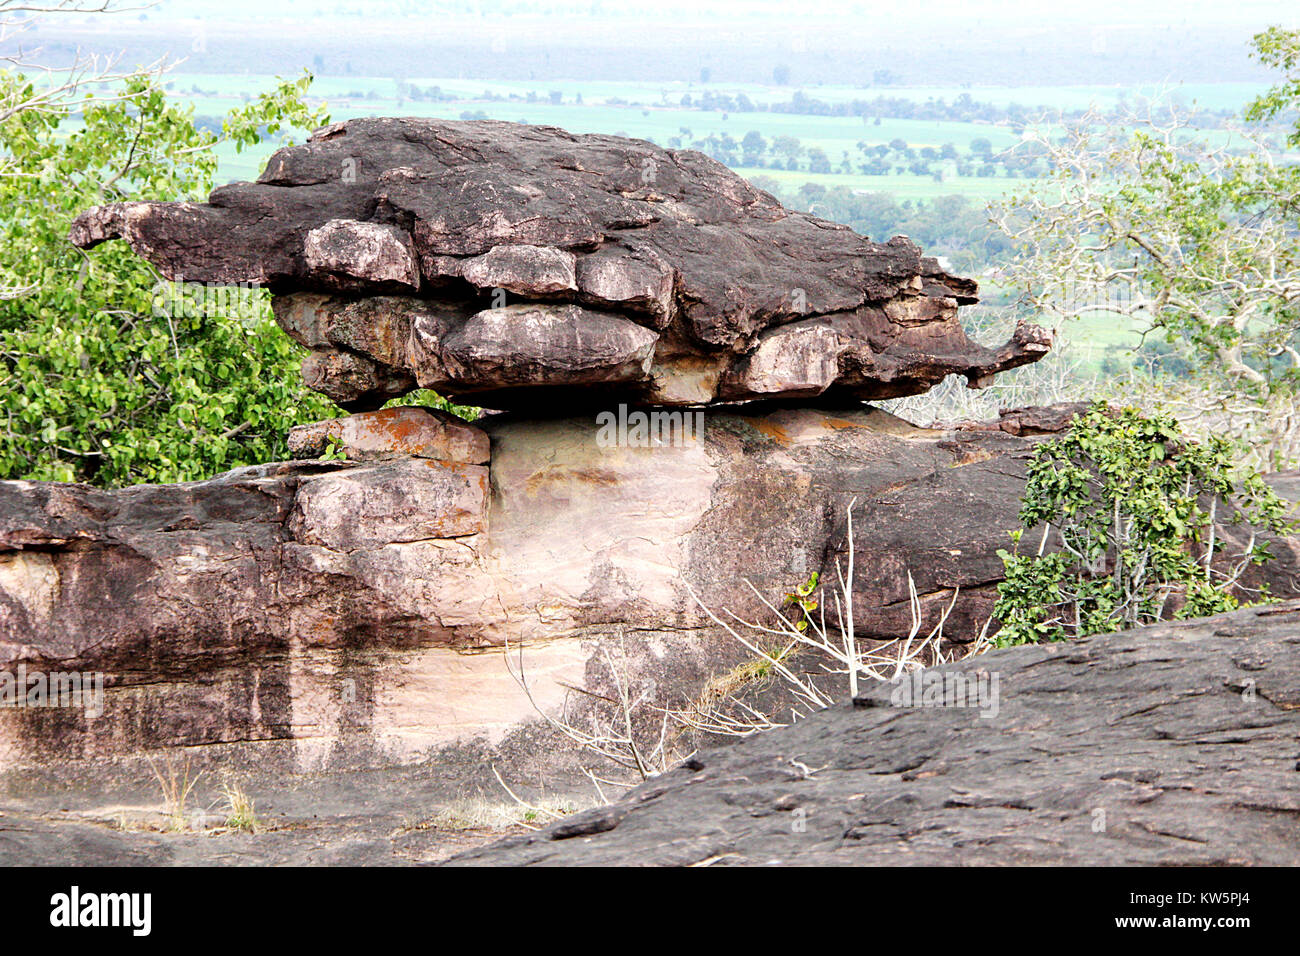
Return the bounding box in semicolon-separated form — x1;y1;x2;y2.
456;244;578;295
287;458;488;550
287;406;490;465
304;219;421;291
2;406;1294;776
575;246;675;323
68;118;1051;412
428;304;660;389
725;321;841;398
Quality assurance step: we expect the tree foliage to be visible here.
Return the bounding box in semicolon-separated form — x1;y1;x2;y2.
0;69;343;486
993;403;1291;647
1245;25;1300;147
991;28;1300;470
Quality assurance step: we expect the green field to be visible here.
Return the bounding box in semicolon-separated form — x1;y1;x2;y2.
171;72;1269;111
736;166;1020;202
170;74;1031;185
173;74;1267;201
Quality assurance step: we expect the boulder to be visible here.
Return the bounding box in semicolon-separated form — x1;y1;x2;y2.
447;600;1300;866
69;119;1051;411
302;219;421;291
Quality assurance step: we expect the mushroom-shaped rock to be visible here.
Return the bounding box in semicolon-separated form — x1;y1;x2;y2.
68;118;1049;411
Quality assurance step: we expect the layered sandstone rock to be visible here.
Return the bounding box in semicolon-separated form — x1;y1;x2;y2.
69;118;1050;411
2;405;1295;774
286;405;490;463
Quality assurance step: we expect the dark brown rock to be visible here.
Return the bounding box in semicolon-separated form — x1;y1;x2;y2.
948;401;1093;435
446;600;1300;866
69;118;1050;410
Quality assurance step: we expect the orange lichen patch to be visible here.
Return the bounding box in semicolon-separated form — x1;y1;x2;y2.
947;446;996;467
362;407;422;444
356;410;435;454
743;418;792;444
822;416;866;430
288;407;490;464
524;465;622;494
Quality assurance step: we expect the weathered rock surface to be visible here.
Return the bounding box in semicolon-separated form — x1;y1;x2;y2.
69;118;1050;410
2;405;1295;775
286;406;490;463
447;600;1300;866
6;601;1297;867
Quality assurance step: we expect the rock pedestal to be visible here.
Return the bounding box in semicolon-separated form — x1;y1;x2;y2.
2;403;1296;778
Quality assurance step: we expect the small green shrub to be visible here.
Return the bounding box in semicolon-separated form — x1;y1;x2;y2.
993;402;1291;646
782;570;819;631
382;388;480;422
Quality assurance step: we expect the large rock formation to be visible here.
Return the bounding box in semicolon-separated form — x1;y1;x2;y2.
9;120;1294;867
447;600;1300;866
2;403;1296;775
69;118;1050;411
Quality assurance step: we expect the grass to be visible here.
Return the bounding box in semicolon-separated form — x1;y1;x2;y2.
146;753;203;833
737;166;1020;201
401;797;588;833
220;781;259;834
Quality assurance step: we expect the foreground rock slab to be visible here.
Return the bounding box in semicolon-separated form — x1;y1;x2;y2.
447;600;1300;866
70;118;1050;410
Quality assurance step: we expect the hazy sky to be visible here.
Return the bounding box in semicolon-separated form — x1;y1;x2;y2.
52;0;1300;25
16;0;1300;88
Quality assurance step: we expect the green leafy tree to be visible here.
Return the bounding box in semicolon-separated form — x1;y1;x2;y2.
770;135;804;167
991;28;1300;470
740;130;766;165
1245;26;1300;145
993;403;1291;647
0;69;342;486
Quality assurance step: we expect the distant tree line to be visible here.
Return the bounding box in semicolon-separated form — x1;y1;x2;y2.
680;90;1236;130
749;181;1012;274
668;129;1049;181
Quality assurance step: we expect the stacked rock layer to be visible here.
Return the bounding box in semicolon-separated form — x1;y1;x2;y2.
70;118;1050;411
